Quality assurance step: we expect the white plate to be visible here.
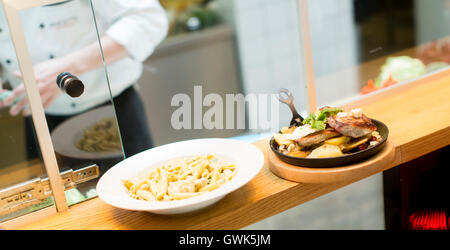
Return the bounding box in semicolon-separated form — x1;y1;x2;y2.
51;105;123;160
96;138;264;214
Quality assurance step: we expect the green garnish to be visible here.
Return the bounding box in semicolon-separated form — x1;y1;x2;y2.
303;107;343;130
375;56;426;87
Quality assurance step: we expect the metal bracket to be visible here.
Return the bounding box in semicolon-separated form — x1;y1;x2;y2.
0;164;99;217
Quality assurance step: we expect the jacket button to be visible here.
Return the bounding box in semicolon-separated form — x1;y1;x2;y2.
71;103;76;108
6;59;11;64
39;23;45;29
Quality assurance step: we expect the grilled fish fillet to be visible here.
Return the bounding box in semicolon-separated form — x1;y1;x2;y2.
327;114;377;138
295;128;340;147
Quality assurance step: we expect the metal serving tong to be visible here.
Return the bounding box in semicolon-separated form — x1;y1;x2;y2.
277;88;304;127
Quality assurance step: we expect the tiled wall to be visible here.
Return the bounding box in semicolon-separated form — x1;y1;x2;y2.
415;0;450;44
308;0;358;77
223;0;310;127
232;0;304;93
308;0;360;106
219;0;359;123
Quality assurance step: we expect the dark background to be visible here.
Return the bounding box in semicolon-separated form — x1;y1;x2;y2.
353;0;416;62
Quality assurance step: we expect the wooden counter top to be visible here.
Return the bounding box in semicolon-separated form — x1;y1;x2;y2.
20;74;450;230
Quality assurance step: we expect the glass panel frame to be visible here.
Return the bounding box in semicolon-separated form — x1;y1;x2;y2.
1;0;69;214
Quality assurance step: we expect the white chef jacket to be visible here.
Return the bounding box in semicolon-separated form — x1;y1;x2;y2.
0;0;168;115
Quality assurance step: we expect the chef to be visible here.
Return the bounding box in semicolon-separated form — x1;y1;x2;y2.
0;0;168;157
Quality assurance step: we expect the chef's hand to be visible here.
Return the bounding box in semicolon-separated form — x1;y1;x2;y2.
3;36;127;116
4;58;71;116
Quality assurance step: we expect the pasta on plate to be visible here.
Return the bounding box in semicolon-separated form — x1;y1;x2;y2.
123;154;237;202
76;118;122;153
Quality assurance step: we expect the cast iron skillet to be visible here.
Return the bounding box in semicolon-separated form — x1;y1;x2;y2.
271;88;389;168
270;119;389;168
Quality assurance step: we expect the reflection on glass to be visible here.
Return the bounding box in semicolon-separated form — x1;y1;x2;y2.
0;5;55;222
308;0;450;106
19;0;172;206
1;0;171;217
3;0;169;212
0;107;55;222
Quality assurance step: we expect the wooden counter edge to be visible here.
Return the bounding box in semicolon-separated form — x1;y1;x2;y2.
14;124;450;230
17;137;448;230
18;139;404;230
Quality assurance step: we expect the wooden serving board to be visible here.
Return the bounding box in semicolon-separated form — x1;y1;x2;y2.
268;139;395;183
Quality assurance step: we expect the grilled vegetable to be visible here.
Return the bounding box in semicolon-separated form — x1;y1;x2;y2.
340;136;371;153
273;133;293;146
307;144;343;158
295;129;340;147
324;136;351;146
280;126;296;134
287;151;310;158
